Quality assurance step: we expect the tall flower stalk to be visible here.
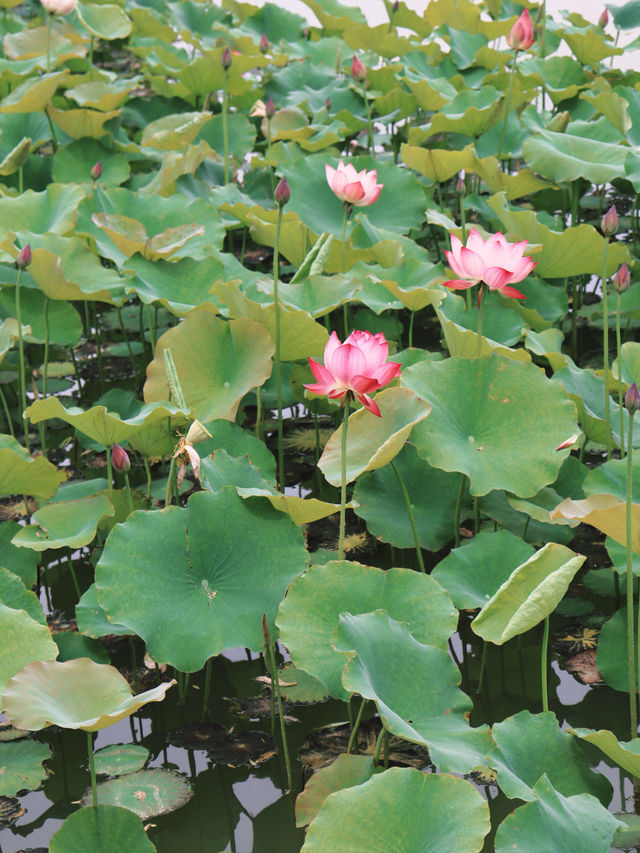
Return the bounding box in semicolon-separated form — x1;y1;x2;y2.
626;382;640;739
221;48;232;184
273;176;290;490
613;263;630;455
497;10;534;163
600;205;618;458
14;244;31;450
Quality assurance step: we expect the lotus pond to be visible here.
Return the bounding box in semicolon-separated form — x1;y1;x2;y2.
2;0;640;850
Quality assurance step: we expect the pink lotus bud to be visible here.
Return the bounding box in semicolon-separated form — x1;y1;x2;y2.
111;443;130;473
40;0;76;14
274;176;290;206
351;55;367;83
613;263;630;294
325;97;331;110
265;96;276;119
598;8;609;27
15;244;31;269
259;32;269;53
625;382;640;413
456;171;466;196
221;48;232;70
392;0;399;11
506;9;535;51
601;204;618;237
90;161;102;180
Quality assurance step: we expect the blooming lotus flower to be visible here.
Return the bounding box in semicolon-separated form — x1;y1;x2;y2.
506;9;534;51
304;330;401;417
326;161;383;207
41;0;76;13
443;228;536;299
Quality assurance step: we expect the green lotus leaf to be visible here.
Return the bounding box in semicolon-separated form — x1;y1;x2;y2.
488;711;611;804
301;767;489;853
0;136;31;176
522;130;628;184
375;257;446;312
54;632;110;665
66;80;138;112
94;744;149;777
82;768;192;818
494;775;623;853
401;144;474;182
144;310;274;424
296;754;377;828
47;105;122;140
581;90;632;137
551;495;640;552
559;21;623;65
12;494;114;552
0;521;38;586
76;583;133;639
141;111;212;151
90;212;204;262
596;608;636;691
0;567;46;624
3;24;85;64
0;447;66;500
3;658;174;732
488;192;630;278
568;728;640;778
0;603;58;700
0;739;50;797
123;255;222;316
76;3;132;39
96;489;308;670
137;141;213;197
197;418;276;483
432;530;535;610
428;86;505;138
612;341;640;388
0;71;68;114
277;561;457;701
353;443;472;551
471;542;585;644
195;113;257;161
335;611;493;773
271;272;363;318
583;455;640;503
0;286;82;346
212;280;329;362
403;355;577;497
0;184;84;236
52;139;130;187
49;805;157;853
318;387;430;487
518;56;587;104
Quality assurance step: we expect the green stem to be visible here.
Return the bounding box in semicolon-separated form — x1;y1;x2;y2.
338;395;351;560
475;285;485;358
617;291;625;456
116;306;137;380
373;726;386;765
628;410;638;739
273;205;284;490
46;13;52;73
44;107;58;153
165;456;176;508
203;657;213;715
362;86;373;154
68;557;81;602
0;385;14;437
129;637;138;693
92;303;104;394
106;443;113;492
262;621;292;791
255;385;262;439
454;473;465;548
87;733;98;807
478;641;487;692
266;118;275;198
497;52;517;163
601;239;612;458
143;456;152;501
391;459;425;573
145;302;156;353
341;205;349;338
222;71;229;184
408;311;415;348
541;616;549;713
15;266;29;450
124;472;134;514
346;697;367;754
88;35;94;80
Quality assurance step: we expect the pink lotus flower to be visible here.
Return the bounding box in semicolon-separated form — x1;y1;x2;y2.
351;55;367;82
41;0;76;13
506;9;534;51
325;161;383;207
443;228;536;299
305;330;401;417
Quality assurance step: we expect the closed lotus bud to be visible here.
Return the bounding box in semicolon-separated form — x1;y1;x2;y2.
392;0;399;10
598;8;609;27
601;204;618;237
625;381;640;413
90;160;102;180
507;9;535;51
265;96;276;119
456;170;466;196
325;97;331;110
221;47;232;70
351;55;367;83
545;111;570;133
111;443;130;473
613;263;630;294
185;419;212;445
274;176;290;206
259;32;269;53
15;244;31;269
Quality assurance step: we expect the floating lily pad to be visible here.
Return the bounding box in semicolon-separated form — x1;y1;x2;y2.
12;494;115;551
2;658;175;732
82;769;192;819
49;805;156;853
403;354;578;497
277;561;457;701
94;744;149;778
0;738;50;796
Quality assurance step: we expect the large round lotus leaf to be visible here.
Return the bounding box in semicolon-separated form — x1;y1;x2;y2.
551;495;640;553
568;728;640;778
0;285;82;346
317;388;430;487
583;456;640;503
494;775;623;853
0;71;69;115
0;520;37;586
76;584;133;639
76;2;132;39
0;447;66;499
53;632;110;665
302;766;490;852
596;608;636;692
144;311;274;424
91;213;205;263
402;354;578;497
296;754;377;828
47;105;122;140
335;611;492;774
12;494;115;551
0;603;58;699
0;184;83;235
94;744;149;778
277;561;457;701
49;805;156;853
123;255;225;316
196;418;276;482
471;543;585;644
82;769;192;818
353;443;471;551
0;738;50;796
52;139;130;186
0;567;46;624
436;300;532;362
432;530;535;610
487;711;611;805
96;489;307;670
2;659;175;732
141;112;213;151
522;130;628;184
